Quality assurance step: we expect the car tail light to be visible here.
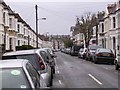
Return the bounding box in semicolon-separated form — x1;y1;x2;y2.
37;54;45;70
39;60;45;70
41;65;45;70
110;54;114;58
39;60;43;64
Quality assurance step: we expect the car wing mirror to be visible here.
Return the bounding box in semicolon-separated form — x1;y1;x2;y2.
51;54;57;58
46;60;49;63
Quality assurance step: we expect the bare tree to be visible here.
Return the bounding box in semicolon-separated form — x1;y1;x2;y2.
75;12;98;48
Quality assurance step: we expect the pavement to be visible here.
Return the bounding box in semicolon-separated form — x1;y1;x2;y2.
52;52;119;89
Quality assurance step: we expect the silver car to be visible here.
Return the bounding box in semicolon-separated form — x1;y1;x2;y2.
2;49;52;87
78;48;87;59
42;48;56;74
0;59;47;89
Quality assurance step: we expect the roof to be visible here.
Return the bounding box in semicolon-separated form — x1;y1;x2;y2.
0;59;28;68
3;49;38;56
107;3;117;14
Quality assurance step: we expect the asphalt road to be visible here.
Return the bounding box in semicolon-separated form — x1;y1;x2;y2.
52;52;119;89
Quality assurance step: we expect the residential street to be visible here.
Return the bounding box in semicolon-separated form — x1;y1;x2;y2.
52;52;119;89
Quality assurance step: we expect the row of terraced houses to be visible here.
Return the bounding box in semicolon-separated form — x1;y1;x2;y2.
0;0;43;51
71;1;120;56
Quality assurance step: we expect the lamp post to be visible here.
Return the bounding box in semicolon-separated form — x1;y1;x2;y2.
35;5;46;48
35;5;38;48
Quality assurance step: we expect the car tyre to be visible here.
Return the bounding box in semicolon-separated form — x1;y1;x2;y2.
115;64;119;70
94;59;98;64
78;54;80;58
53;68;55;74
111;62;114;65
50;78;53;86
50;72;53;86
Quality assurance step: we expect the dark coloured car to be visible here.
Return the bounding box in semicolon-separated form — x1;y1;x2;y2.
64;48;71;54
70;45;83;56
92;48;115;64
86;44;102;61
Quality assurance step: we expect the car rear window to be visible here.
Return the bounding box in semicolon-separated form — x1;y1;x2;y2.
72;46;81;51
2;54;40;70
98;49;112;53
1;68;31;88
89;45;101;50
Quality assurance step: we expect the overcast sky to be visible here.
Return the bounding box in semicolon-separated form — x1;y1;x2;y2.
4;0;117;35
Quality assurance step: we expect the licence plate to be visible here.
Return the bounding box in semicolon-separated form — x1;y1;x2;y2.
103;53;110;56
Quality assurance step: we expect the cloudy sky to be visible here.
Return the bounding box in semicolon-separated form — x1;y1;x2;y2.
4;0;117;35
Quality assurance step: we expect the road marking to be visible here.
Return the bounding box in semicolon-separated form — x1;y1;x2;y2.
59;80;62;85
88;74;102;85
57;71;60;74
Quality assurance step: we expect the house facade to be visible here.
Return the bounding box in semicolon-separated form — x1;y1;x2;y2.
0;0;42;52
98;1;120;56
70;1;120;56
70;26;84;46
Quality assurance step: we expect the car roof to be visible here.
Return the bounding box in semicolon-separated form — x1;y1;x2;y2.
43;48;51;49
38;48;47;52
3;49;38;56
0;59;28;68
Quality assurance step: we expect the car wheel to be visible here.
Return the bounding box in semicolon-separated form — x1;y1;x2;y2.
83;56;84;59
115;64;119;70
111;62;114;65
50;72;53;86
83;55;85;59
94;59;98;64
51;69;54;79
53;67;55;74
94;61;98;64
78;54;80;58
88;57;91;61
85;57;88;61
91;57;94;62
50;78;53;86
114;60;117;65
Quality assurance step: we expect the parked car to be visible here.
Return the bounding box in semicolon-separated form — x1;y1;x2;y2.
92;48;115;64
0;59;48;89
61;48;65;53
70;45;83;56
65;48;71;54
86;44;102;61
115;53;120;70
42;48;56;75
78;48;88;59
2;49;52;87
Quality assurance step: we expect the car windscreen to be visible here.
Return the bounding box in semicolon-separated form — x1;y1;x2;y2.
89;45;101;50
73;46;81;51
98;49;112;53
2;54;39;70
0;68;31;88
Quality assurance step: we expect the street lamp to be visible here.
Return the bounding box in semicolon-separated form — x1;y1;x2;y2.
35;5;46;48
